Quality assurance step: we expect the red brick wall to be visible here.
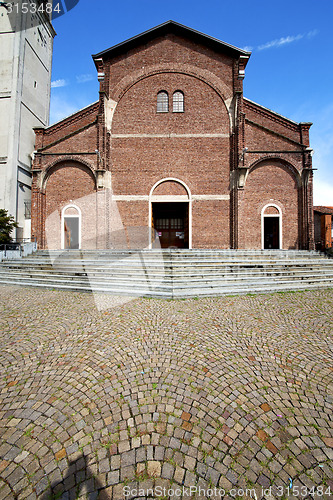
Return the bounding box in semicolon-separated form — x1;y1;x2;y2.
110;72;230;241
31;29;314;250
45;163;96;218
238;161;299;249
154;181;188;196
321;214;332;249
192;200;230;248
105;35;234;102
34;103;99;149
243;99;302;145
42;162;97;249
112;73;230;136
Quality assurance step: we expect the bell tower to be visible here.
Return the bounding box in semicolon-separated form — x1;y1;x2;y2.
0;1;55;239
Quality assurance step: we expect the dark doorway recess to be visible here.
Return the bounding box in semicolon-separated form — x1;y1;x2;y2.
264;216;280;249
152;202;189;248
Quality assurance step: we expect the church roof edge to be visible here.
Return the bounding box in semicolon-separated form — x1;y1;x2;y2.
92;20;251;63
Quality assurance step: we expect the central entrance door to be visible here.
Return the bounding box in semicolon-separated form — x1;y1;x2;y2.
152;202;189;248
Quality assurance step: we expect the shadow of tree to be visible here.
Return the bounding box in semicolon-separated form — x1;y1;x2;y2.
39;454;111;500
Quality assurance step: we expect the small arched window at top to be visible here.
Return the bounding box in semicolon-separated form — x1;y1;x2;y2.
173;91;184;113
157;91;169;113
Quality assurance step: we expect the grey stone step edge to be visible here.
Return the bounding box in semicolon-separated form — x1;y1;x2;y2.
2;258;332;268
1;269;333;282
0;278;332;299
1;274;333;289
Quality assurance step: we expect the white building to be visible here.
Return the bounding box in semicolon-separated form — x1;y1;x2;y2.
0;1;55;239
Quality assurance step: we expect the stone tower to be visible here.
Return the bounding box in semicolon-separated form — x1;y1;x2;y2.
0;1;55;239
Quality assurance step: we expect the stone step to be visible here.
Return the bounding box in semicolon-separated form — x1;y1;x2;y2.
1;267;333;281
0;276;332;299
2;257;332;268
1;271;333;286
1;251;329;258
21;249;327;261
1;249;332;298
40;248;322;254
1;271;333;287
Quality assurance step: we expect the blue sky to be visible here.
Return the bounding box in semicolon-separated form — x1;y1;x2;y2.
50;0;333;205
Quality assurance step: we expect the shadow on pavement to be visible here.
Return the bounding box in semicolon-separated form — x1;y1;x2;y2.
40;454;111;500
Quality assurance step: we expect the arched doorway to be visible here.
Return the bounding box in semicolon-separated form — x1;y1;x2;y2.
261;204;282;249
42;160;97;250
61;205;81;250
149;178;192;249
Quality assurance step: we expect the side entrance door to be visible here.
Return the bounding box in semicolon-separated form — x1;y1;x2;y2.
264;217;280;249
64;217;80;249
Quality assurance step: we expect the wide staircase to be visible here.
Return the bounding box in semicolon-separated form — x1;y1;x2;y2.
0;249;333;298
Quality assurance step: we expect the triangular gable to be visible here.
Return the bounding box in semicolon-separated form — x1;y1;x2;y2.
92;20;251;65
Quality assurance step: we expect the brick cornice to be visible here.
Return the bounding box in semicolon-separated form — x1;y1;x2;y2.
42;102;99;136
245;118;306;147
244;98;299;133
37;121;98;152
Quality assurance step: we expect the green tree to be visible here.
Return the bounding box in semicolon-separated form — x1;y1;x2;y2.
0;209;18;244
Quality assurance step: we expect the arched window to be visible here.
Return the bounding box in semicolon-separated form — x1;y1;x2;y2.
173;91;184;113
157;91;168;113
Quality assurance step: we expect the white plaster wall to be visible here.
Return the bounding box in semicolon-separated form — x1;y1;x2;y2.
0;4;54;238
0;99;10;157
21;40;50;123
19;103;44;165
0;33;14;92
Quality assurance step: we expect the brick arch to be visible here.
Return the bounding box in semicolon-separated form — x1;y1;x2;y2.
239;160;300;249
247;157;301;188
111;63;232;130
44;161;97;220
113;63;231;102
263;205;280;215
111;72;230;137
42;158;97;192
151;178;190;197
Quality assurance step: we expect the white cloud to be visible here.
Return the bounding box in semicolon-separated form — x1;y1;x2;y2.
76;73;94;84
307;29;319;39
256;30;318;51
258;34;303;51
242;45;253;52
51;79;68;88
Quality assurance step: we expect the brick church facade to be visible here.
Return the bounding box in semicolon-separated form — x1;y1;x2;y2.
31;21;314;250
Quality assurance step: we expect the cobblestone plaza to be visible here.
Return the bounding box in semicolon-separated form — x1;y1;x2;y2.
0;286;332;499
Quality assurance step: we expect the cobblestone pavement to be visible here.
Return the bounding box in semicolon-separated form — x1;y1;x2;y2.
0;286;332;500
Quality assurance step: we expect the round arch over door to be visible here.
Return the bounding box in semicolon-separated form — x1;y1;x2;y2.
261;204;282;250
61;204;81;250
149;178;192;249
